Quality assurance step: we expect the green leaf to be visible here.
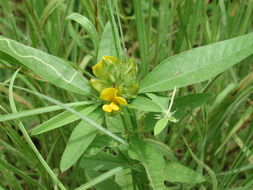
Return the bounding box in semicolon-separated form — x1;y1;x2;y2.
146;93;169;111
145;139;177;162
115;169;133;190
105;114;125;133
32;104;98;135
80;151;127;171
0;101;93;122
128;136;166;190
130;97;162;112
60;108;104;172
86;135;113;154
0;37;90;95
85;170;121;190
154;118;169;136
140;32;253;93
163;162;205;184
40;0;64;26
65;13;99;56
173;93;212;118
75;167;123;190
97;22;117;62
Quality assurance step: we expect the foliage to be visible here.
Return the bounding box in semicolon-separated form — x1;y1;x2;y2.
0;0;253;190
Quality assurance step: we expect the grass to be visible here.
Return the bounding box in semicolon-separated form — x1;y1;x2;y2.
0;0;253;189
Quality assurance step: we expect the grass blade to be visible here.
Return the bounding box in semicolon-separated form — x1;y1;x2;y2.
8;69;67;190
74;167;123;190
0;101;94;122
133;0;148;76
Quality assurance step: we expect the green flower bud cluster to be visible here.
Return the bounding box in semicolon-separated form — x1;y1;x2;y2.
90;56;139;98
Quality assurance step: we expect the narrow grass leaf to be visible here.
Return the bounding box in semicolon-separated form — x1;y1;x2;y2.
85;170;121;190
216;106;253;154
0;101;94;122
105;1;122;58
183;136;218;190
8;70;67;190
32;104;98;135
140;32;253;93
0;159;47;190
40;0;64;26
0;83;129;145
74;167;123;190
65;13;99;57
133;0;148;76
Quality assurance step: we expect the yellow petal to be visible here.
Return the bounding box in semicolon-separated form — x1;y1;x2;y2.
102;104;112;113
109;102;120;111
115;96;128;105
92;61;103;78
100;88;118;101
102;56;117;63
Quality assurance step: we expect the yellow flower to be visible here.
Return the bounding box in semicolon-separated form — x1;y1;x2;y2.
100;88;127;113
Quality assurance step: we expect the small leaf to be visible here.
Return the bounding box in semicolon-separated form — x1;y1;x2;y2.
154;118;169;136
130;97;162;112
140;32;253;93
60;108;104;172
163;162;205;184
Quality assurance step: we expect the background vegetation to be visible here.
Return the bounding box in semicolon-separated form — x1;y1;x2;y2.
0;0;253;189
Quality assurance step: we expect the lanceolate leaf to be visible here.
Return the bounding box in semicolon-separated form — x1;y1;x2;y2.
60;108;104;172
97;22;117;62
163;162;205;184
130;97;163;112
173;93;212;118
80;151;127;171
128;136;166;190
0;36;90;95
140;32;253;93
